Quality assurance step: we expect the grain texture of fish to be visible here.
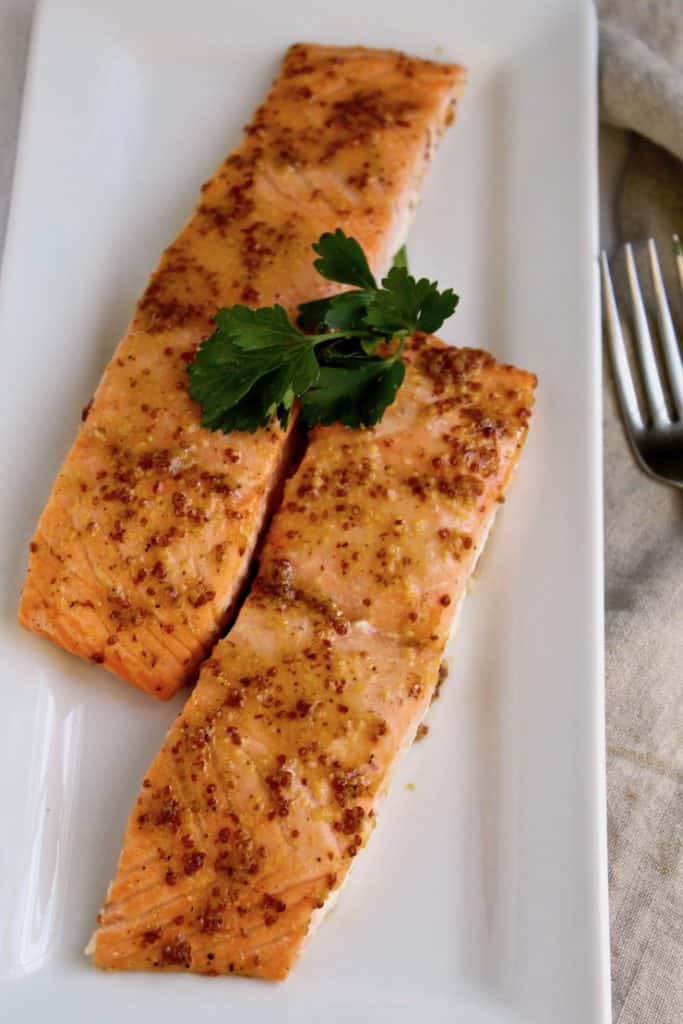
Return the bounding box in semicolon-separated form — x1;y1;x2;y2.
90;336;536;977
18;44;465;698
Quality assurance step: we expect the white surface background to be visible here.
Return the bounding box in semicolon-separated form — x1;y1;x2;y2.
0;2;608;1022
0;0;629;258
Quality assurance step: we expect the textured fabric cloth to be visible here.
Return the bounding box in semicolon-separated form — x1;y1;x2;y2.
598;2;683;1022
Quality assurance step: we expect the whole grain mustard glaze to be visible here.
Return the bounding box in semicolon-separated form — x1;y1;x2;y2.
91;335;536;978
18;44;465;698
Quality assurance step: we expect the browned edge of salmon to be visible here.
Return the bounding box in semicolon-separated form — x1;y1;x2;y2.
91;334;536;977
18;44;466;700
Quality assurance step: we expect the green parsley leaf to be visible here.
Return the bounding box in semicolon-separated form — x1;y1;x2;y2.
365;265;459;336
302;355;406;428
188;321;318;432
392;245;409;270
312;229;377;290
188;230;459;434
216;304;304;349
297;290;372;333
296;297;334;332
322;291;372;330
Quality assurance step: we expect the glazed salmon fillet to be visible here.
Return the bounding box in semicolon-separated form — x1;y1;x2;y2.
18;44;465;699
91;336;536;977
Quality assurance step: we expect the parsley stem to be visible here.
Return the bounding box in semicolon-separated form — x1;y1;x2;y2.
306;329;381;345
388;337;406;362
306;329;408;352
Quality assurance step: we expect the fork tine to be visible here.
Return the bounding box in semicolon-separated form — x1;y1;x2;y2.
625;243;670;427
648;239;683;420
674;234;683;295
601;252;644;434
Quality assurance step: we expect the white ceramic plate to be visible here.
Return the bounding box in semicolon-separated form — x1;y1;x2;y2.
0;0;608;1020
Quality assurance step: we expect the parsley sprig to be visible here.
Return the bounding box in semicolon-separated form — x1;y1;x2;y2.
188;230;458;432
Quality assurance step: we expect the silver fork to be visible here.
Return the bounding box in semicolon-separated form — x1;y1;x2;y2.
601;237;683;488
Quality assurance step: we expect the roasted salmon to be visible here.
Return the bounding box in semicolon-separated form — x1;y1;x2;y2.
90;335;536;977
18;44;465;699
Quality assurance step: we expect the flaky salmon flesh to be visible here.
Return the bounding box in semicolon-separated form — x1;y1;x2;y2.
91;336;536;979
18;44;465;699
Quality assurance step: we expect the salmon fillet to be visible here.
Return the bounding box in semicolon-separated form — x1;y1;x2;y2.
90;335;536;977
18;44;465;699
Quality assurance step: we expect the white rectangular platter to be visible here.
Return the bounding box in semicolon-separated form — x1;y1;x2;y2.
0;1;608;1021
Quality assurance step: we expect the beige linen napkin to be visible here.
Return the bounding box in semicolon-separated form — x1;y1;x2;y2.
598;2;683;1022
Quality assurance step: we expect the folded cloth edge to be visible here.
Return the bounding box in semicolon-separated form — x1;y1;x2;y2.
600;21;683;164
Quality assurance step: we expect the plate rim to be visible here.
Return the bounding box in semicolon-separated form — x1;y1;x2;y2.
0;1;610;1020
